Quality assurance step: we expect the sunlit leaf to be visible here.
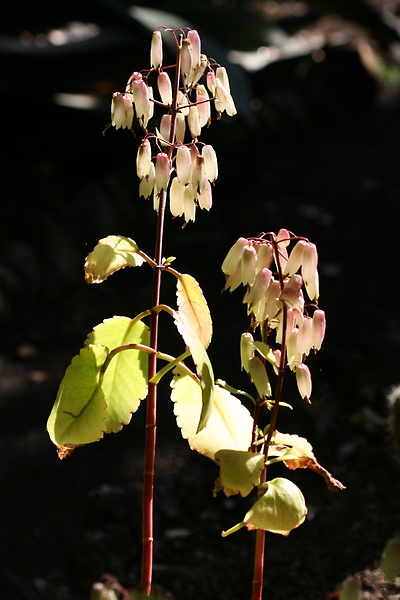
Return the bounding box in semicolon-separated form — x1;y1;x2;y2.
47;317;150;455
173;310;214;432
84;235;146;283
171;370;253;459
176;273;212;349
85;316;150;432
47;344;109;450
214;449;264;497
244;477;307;536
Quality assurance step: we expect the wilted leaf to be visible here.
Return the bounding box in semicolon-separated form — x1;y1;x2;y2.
171;371;253;459
214;449;264;497
176;273;212;349
84;235;145;283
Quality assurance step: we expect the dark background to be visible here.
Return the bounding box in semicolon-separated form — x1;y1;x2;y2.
1;1;400;599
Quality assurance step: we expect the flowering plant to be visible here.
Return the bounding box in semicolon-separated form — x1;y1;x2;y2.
46;26;343;600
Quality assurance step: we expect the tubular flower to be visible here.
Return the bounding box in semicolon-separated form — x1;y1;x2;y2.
169;177;185;217
240;244;257;286
136;138;152;178
176;146;192;184
111;93;133;130
284;240;307;276
150;30;163;69
296;363;312;402
187;30;201;67
139;161;155;199
248;356;272;398
202;145;218;183
312;309;326;351
197;176;212;210
215;79;237;116
302;242;319;302
222;238;248;275
155;153;171;191
157;71;173;105
188;105;201;139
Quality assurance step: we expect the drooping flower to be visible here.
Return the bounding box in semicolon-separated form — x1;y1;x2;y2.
111;93;133;130
150;30;163;69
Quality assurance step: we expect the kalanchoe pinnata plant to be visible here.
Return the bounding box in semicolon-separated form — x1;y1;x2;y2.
47;26;343;600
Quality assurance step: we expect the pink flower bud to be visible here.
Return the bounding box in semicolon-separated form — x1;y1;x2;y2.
202;144;218;183
151;30;163;69
241;244;257;286
206;70;216;94
139;162;155;199
296;363;312;402
169;177;185;217
222;237;248;275
136;138;152;178
284;240;307;276
111;92;133;130
188;105;201;139
188;30;201;67
181;38;193;79
302;242;319;302
248;356;272;398
159;114;171;143
312;309;326;351
155;153;171;191
240;332;254;372
197;176;212;210
157;71;172;105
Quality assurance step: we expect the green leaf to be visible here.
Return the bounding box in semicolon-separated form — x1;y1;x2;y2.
173;310;214;432
85;316;150;432
214;449;264;497
171;371;253;459
381;536;400;581
176;273;212;349
47;344;109;451
47;317;150;456
84;235;146;283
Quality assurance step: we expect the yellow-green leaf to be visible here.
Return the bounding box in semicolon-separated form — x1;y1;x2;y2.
171;371;253;459
214;449;264;497
381;536;400;582
84;235;145;283
176;273;212;349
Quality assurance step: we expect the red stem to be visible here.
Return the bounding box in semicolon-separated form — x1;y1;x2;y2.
140;34;182;596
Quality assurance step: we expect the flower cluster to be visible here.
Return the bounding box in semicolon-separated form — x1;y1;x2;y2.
222;230;326;402
110;27;236;223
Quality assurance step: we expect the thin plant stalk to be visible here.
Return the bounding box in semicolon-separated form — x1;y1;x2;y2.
140;35;182;595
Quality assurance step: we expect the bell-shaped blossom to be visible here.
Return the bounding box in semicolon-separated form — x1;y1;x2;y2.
312;309;326;351
222;237;248;275
263;279;281;323
202;144;218;183
296;363;312;402
157;71;173;105
206;70;216;95
284;239;307;276
175;113;186;143
188;105;201;139
256;243;273;272
240;332;254;372
132;80;152;129
136;138;152;178
159;114;171;144
176;146;192;184
183;183;197;222
196;84;211;128
280;274;304;309
139;161;155;199
224;263;243;292
243;268;272;310
241;244;257;286
287;329;302;369
191;154;206;191
155;153;171;191
177;91;190;116
302;242;319;301
192;54;208;86
297;315;313;357
150;30;163;69
111;93;133;130
197;176;212;210
215;79;237;116
216;66;231;92
248;356;272;398
169;177;185;217
276;307;296;345
181;38;193;80
188;30;201;67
